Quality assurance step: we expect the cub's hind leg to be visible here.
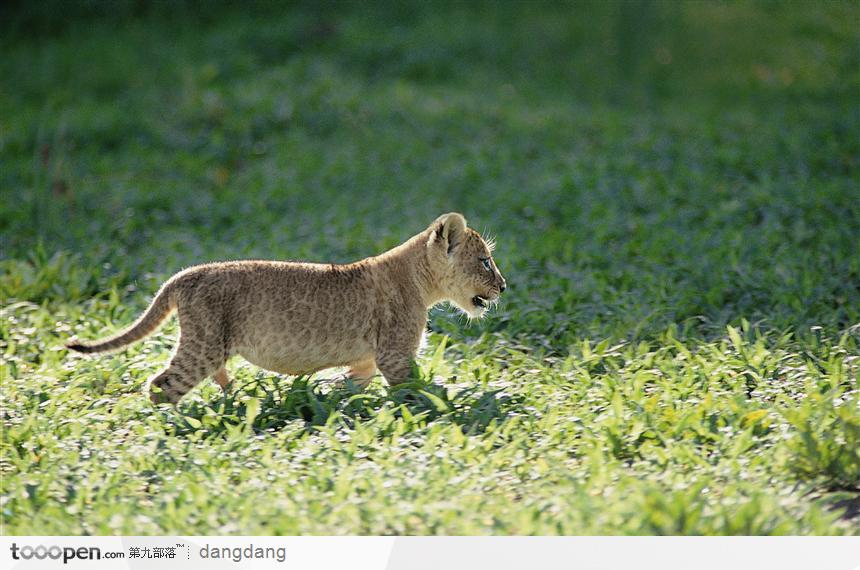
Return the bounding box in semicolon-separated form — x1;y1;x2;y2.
149;313;227;404
149;350;226;404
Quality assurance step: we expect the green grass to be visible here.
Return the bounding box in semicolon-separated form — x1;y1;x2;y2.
1;1;859;535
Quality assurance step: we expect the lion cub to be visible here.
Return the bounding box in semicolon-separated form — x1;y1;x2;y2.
67;213;506;403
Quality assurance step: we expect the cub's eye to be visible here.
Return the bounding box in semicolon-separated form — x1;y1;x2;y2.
480;257;491;271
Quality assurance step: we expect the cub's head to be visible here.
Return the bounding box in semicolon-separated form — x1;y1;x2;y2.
426;212;506;318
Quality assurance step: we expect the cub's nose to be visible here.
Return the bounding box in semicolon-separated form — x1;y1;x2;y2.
499;280;507;293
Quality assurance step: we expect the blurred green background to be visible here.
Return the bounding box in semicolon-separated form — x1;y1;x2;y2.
1;0;858;340
1;1;859;535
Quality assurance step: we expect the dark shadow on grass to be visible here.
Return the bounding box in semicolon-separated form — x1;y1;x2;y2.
832;494;860;521
162;375;523;439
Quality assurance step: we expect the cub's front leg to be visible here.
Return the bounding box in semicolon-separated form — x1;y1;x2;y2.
375;332;422;386
345;358;378;389
376;352;415;386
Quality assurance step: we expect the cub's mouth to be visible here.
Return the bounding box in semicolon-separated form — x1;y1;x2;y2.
472;295;489;309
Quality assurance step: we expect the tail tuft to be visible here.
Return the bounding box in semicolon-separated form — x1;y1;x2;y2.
66;341;97;354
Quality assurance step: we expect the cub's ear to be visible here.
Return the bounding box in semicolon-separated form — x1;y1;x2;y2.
430;212;467;254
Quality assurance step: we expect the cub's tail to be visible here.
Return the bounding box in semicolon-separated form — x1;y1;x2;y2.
66;282;177;354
